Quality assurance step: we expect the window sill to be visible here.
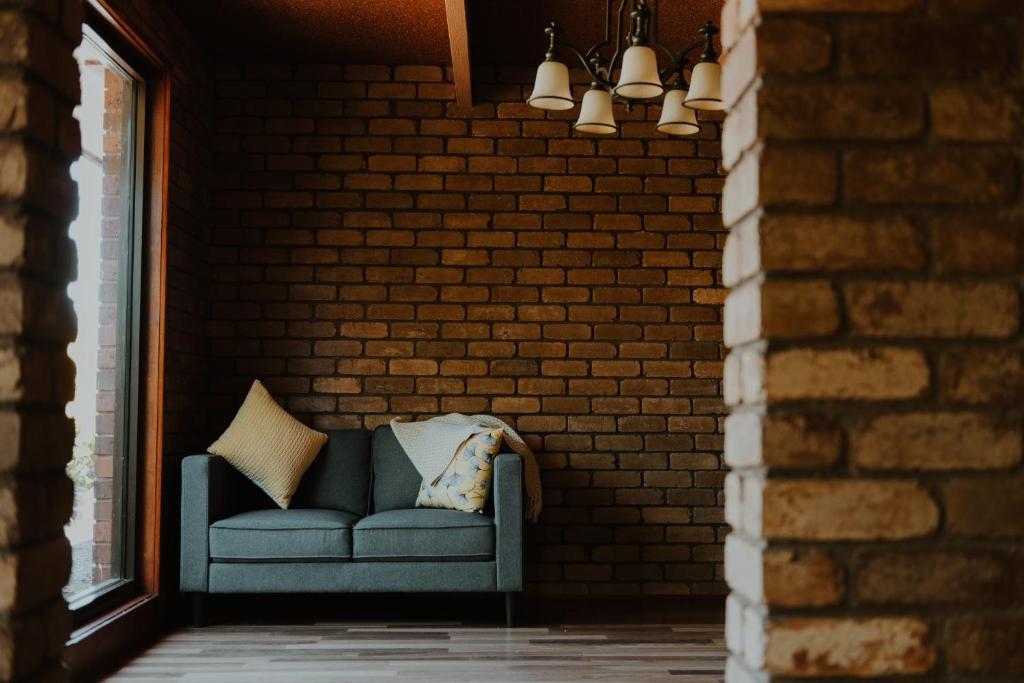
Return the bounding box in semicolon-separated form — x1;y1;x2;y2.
65;592;162;681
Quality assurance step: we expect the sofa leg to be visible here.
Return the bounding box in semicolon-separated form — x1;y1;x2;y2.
191;594;205;628
504;592;516;628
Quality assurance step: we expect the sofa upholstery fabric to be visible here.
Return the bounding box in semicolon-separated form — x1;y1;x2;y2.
208;561;498;593
370;426;423;512
353;508;495;561
292;428;371;515
210;508;359;562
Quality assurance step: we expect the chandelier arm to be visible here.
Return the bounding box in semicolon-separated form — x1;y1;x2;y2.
584;42;608;63
678;38;712;60
608;0;630;77
604;0;612;44
555;40;608;85
585;0;617;61
655;38;707;83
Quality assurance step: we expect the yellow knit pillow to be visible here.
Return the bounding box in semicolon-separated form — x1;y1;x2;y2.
208;380;327;509
416;428;504;513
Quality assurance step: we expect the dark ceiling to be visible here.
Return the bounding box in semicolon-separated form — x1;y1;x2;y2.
175;0;724;66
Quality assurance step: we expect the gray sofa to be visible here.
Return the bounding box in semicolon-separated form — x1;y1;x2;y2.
180;425;523;625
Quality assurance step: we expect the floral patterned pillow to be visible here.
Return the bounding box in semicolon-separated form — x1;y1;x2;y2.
415;428;504;513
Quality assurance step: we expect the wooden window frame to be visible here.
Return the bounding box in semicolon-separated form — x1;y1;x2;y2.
64;0;170;676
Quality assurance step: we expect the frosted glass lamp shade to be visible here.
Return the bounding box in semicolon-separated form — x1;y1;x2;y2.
527;60;574;110
656;89;699;135
574;88;617;134
684;61;723;111
613;45;664;100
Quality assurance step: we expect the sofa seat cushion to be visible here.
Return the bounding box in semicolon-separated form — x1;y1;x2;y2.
210;509;359;562
353;508;495;561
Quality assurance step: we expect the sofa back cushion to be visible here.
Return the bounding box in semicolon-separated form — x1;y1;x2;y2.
370;426;423;512
292;428;371;516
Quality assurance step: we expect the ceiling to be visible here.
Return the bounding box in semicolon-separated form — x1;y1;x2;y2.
175;0;724;67
469;0;723;67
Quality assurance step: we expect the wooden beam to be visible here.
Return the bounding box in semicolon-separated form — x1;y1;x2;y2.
444;0;473;107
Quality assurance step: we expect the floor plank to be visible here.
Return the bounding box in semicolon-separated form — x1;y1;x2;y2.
106;619;726;682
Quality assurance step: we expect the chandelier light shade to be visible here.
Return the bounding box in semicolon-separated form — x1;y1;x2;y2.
525;0;721;136
614;45;664;100
527;60;574;110
656;88;699;135
575;88;618;134
684;61;723;111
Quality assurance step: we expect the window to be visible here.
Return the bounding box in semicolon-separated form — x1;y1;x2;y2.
64;25;146;617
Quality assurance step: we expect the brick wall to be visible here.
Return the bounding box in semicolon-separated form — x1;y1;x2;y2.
721;0;1024;681
208;64;728;595
0;0;81;680
92;67;124;586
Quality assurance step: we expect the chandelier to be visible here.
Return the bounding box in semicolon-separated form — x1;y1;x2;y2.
526;0;723;136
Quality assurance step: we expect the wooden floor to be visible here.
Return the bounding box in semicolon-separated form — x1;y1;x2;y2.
105;600;726;682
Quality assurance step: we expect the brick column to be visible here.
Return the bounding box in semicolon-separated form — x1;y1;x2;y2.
721;1;1023;681
0;1;81;681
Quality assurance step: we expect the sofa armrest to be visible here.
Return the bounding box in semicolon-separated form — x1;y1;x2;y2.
493;451;523;592
180;454;234;592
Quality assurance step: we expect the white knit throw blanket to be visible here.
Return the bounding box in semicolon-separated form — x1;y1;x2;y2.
390;413;543;522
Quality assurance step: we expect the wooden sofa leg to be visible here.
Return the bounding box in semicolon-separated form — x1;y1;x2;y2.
191;594;205;628
504;592;516;628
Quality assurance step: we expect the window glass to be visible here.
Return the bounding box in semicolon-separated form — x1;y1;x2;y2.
64;29;143;609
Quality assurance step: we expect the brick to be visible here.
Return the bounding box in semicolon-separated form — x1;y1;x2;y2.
725;412;841;469
839;20;1008;78
765;348;929;401
760;84;925;140
394;65;442;82
940;348;1024;404
852;412;1021;471
725;279;838;347
855;550;1023;606
757;19;832;76
764;549;844;608
312;377;360;394
847;281;1018;338
759;214;924;273
760;479;939;540
844;149;1016;205
764;618;935;677
944;476;1024;538
930;86;1022;141
933;217;1019;274
946;617;1024;674
388;359;438;375
760;147;837;207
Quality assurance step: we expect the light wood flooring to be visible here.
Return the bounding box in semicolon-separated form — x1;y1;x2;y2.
105;600;726;682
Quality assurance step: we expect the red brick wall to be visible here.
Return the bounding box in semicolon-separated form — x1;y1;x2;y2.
208;64;728;595
91;67;125;586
